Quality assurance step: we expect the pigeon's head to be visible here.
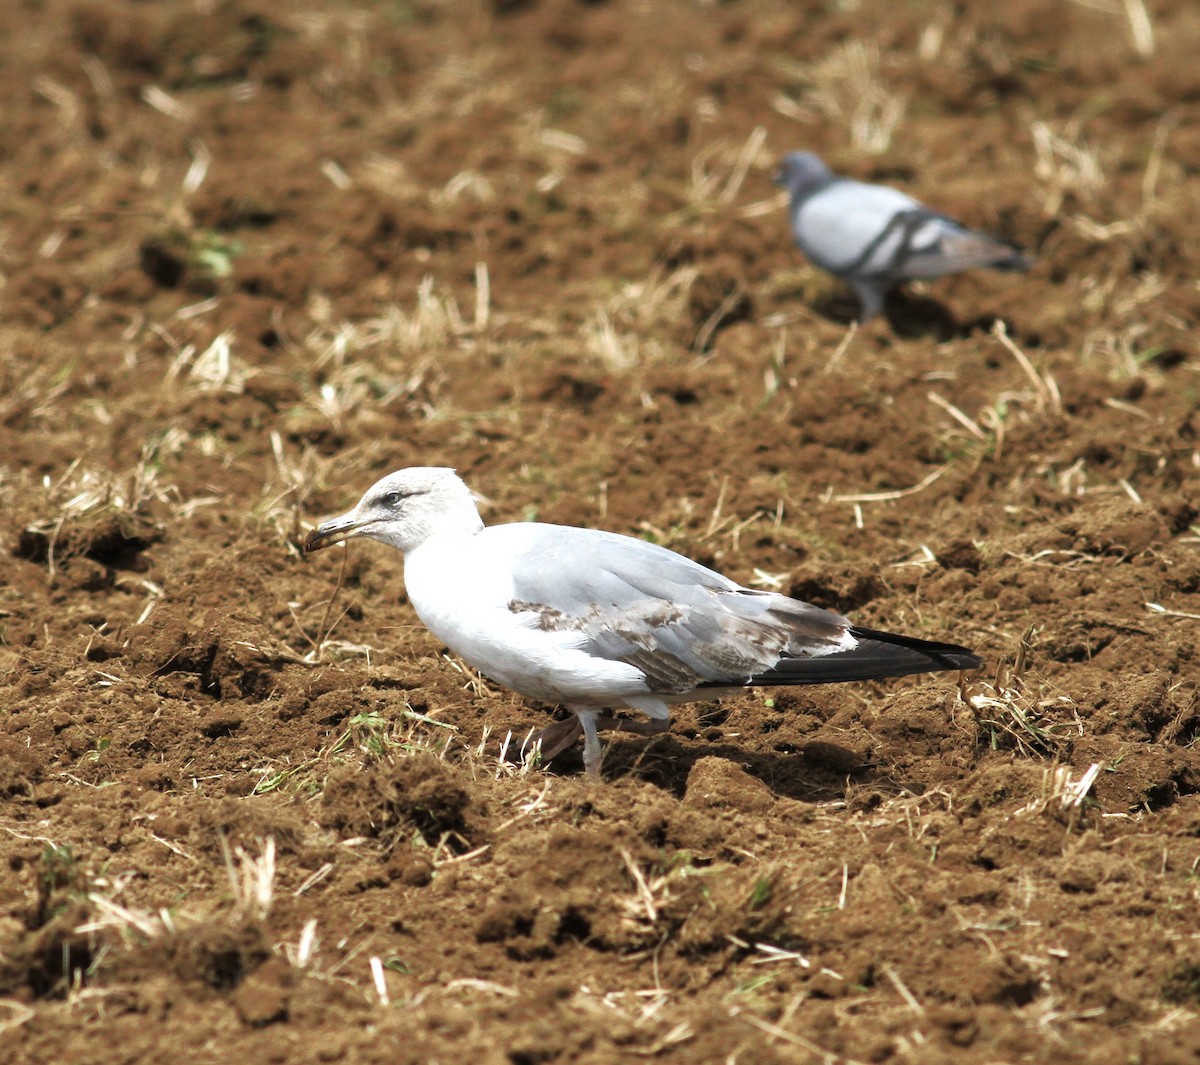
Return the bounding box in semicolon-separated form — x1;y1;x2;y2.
305;467;483;555
773;152;835;197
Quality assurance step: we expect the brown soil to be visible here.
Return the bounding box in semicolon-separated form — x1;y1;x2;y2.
2;1;1200;1061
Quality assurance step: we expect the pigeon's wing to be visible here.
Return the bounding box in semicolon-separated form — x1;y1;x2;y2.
792;180;923;276
797;182;1029;283
892;215;1032;279
506;527;979;694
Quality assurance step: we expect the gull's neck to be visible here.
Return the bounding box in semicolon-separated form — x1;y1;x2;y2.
404;507;485;560
439;507;485;540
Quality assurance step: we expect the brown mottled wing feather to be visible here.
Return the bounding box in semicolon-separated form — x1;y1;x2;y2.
506;527;980;694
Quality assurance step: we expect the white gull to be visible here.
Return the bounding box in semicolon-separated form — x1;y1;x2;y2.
305;467;981;778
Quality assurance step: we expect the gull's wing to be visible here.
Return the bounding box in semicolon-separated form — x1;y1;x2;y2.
505;526;979;695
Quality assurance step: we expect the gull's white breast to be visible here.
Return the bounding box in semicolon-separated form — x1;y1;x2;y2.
402;525;651;706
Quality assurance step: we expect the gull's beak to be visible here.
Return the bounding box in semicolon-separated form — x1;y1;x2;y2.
304;509;371;552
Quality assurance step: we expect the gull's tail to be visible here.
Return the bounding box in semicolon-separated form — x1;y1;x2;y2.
744;627;982;686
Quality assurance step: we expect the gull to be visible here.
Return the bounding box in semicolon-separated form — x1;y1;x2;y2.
775;151;1033;322
305;468;982;778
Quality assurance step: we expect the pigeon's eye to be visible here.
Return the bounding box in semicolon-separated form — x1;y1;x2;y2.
381;491;404;509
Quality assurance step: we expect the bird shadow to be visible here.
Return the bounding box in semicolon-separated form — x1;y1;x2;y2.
813;288;1017;342
544;731;923;805
888;294;1024;342
809;290;865;326
884;291;964;339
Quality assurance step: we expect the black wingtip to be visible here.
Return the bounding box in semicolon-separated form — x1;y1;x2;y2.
728;626;983;688
848;626;983;672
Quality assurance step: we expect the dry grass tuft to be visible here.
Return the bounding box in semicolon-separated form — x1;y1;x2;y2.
221;835;277;920
15;448;187;581
252;702;458;798
1030;120;1105;217
777;42;906;154
1015;762;1102;821
581;265;699;371
686;126;770;211
992;321;1062;416
165;330;247;393
967;627;1081;757
1068;0;1155;58
297;271;492;429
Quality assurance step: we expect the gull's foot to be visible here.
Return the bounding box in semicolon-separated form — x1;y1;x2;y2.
515;713;670;777
593;715;670;739
525;716;583;762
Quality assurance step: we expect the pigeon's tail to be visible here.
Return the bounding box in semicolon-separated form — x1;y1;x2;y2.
918;228;1034;277
990;248;1035;273
743;627;982;686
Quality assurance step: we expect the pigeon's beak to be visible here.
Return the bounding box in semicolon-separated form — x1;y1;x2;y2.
304;509;373;552
771;167;786;187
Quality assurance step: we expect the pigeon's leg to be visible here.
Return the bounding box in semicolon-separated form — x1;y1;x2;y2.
594;715;670;738
576;709;603;780
528;715;583;761
849;279;886;323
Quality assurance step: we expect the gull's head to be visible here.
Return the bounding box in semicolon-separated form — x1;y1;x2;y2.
304;467;483;556
773;151;834;197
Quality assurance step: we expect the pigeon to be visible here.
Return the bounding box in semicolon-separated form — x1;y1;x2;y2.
305;467;982;777
775;151;1033;322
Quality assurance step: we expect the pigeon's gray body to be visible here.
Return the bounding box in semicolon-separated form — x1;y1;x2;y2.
776;152;1032;321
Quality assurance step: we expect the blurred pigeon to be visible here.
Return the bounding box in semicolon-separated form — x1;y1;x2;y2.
775;151;1032;322
306;467;982;778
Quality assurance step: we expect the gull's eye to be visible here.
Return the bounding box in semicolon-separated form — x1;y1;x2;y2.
381;491;404;508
